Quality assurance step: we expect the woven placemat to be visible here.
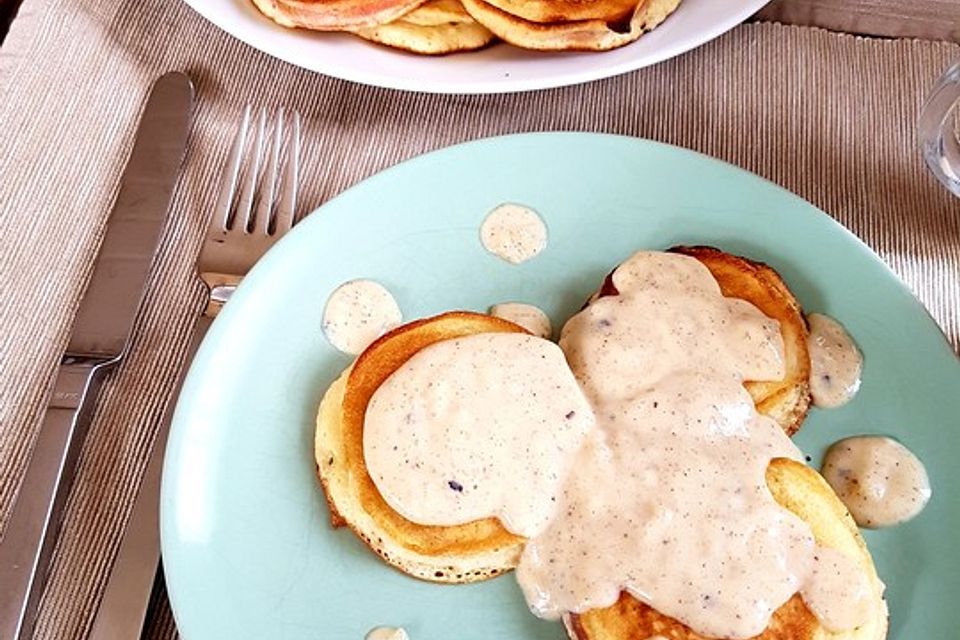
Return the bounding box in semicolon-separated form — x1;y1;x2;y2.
1;0;958;637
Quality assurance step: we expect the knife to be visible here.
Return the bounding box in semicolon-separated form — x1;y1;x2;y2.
0;72;194;640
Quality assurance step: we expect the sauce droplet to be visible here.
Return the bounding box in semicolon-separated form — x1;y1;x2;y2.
322;279;402;355
821;435;931;528
480;203;547;264
489;302;552;339
365;627;409;640
807;313;862;408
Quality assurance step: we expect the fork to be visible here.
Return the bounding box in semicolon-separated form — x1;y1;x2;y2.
87;105;301;640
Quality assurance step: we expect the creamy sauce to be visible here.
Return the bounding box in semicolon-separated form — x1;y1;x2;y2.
480;203;547;264
489;302;552;339
807;313;862;408
515;252;844;639
364;627;409;640
821;436;931;528
364;333;595;537
322;279;402;355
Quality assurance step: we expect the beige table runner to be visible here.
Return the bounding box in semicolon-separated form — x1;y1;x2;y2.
1;0;959;637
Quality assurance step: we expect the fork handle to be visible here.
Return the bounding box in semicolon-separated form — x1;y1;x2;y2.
0;358;114;640
87;315;211;640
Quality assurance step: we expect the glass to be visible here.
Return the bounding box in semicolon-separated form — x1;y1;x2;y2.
919;62;960;197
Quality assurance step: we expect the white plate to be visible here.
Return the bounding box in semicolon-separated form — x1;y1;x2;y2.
182;0;769;93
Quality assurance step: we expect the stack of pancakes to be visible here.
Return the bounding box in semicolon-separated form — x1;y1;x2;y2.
253;0;682;54
315;247;888;639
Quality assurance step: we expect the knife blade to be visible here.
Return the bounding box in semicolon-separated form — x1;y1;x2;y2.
0;71;194;640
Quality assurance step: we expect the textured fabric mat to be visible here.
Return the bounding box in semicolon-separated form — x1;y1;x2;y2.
1;0;958;637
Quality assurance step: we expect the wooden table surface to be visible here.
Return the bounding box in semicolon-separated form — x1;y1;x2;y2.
2;0;959;44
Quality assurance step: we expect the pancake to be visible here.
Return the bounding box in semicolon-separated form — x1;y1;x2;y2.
315;312;528;583
351;0;496;54
460;0;680;52
565;458;889;640
593;247;812;435
251;0;427;31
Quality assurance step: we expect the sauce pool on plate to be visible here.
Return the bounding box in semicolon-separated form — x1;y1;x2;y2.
479;203;547;264
821;436;931;528
322;279;402;355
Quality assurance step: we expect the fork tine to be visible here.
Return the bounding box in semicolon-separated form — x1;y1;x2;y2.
235;107;267;232
257;108;284;235
213;104;251;231
274;110;300;234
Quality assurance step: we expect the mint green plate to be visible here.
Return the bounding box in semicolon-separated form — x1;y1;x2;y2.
161;133;959;640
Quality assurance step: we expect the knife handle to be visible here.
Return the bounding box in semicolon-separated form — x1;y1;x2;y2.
87;315;212;640
0;358;114;640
